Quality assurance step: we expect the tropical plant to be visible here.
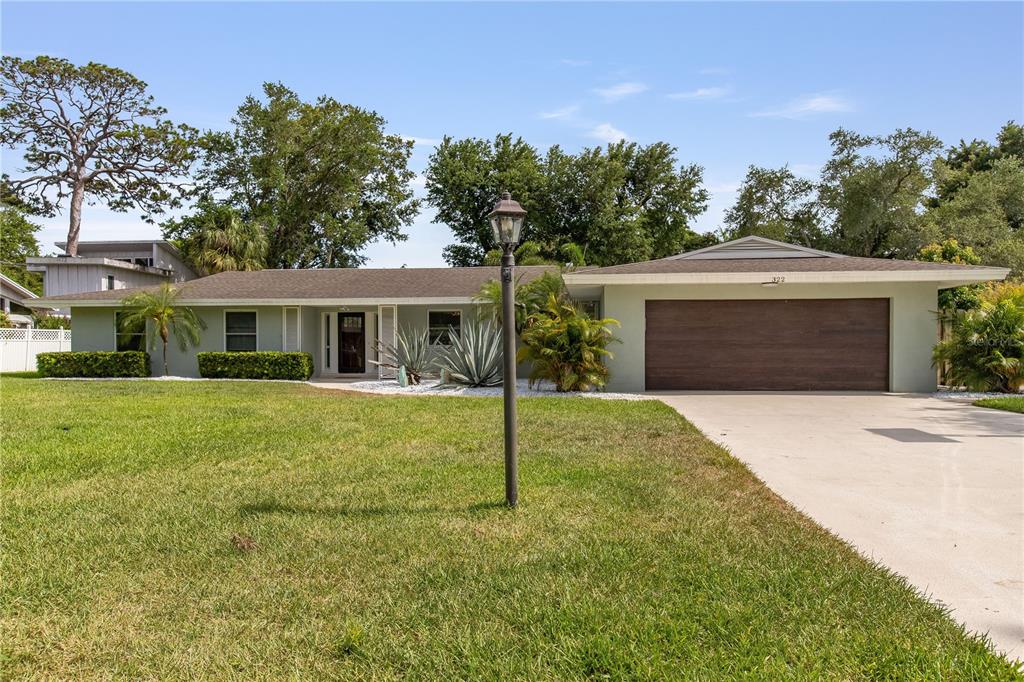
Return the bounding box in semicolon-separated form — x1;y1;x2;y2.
0;310;12;327
166;202;268;274
517;295;620;392
369;326;433;384
31;313;69;329
474;270;566;334
119;283;206;376
933;282;1024;392
434;319;503;387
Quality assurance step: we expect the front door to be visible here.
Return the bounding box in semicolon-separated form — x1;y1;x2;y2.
338;312;366;373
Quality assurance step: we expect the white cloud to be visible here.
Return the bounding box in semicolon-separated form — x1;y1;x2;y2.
587;123;630;144
668;86;731;101
789;163;820;178
404;135;441;147
560;58;590;67
410;173;428;189
750;93;854;120
538;104;580;120
705;181;741;195
593;82;649;101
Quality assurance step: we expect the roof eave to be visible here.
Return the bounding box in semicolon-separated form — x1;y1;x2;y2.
563;268;1010;286
29;296;482;308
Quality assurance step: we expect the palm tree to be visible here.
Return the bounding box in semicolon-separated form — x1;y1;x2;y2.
191;205;268;274
474;270;566;334
120;283;206;376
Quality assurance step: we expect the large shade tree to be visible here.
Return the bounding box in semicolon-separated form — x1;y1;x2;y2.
721;165;823;247
0;204;42;294
425;135;711;267
0;56;198;256
818;127;943;258
184;82;419;269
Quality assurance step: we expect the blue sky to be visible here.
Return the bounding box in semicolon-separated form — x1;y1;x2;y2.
3;1;1022;267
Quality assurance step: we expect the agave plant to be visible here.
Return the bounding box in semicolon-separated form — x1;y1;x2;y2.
434;320;503;387
517;294;620;392
369;326;434;384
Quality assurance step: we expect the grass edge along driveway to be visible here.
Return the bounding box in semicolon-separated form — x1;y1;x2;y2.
974;395;1024;413
2;378;1019;679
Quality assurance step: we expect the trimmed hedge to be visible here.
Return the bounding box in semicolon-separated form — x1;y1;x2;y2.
37;351;150;378
197;352;314;380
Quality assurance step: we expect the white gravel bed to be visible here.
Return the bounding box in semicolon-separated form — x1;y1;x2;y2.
337;378;651;401
932;389;1023;401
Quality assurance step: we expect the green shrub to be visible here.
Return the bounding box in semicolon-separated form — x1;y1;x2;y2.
435;320;503;387
197;352;313;380
37;351;150;378
517;295;619;392
933;282;1024;392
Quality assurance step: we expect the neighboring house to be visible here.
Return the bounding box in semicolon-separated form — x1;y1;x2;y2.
26;240;197;315
27;237;1007;391
0;273;42;327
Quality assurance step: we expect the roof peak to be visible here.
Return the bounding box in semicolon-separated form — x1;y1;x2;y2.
669;236;845;260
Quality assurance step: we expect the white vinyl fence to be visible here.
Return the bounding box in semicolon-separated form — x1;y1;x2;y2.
0;328;72;372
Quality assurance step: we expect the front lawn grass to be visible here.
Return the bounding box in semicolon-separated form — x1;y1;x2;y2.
1;380;1016;678
974;396;1024;414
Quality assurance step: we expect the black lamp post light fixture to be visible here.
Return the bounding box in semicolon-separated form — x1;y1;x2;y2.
487;191;527;507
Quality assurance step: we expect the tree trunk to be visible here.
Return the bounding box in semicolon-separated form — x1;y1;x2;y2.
161;327;170;376
66;179;86;257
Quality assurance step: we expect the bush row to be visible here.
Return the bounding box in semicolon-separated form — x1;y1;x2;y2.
197;352;314;380
37;351;150;378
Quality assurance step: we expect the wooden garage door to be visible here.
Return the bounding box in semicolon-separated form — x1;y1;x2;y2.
645;299;889;391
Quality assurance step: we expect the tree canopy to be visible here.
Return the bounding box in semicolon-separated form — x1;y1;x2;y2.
0;56;198;255
425;135;710;267
0;205;42;294
722;122;1023;274
181;82;419;269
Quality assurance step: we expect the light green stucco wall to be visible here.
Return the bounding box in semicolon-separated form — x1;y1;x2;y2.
71;303;489;378
72;306;284;376
600;281;940;393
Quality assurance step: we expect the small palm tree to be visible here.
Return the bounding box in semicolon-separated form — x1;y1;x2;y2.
120;283;206;376
474;270;566;334
192;205;268;274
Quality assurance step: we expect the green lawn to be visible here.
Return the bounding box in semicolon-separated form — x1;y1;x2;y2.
974;396;1024;414
1;379;1017;679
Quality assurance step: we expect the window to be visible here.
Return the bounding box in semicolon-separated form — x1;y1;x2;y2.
105;275;115;290
225;311;257;351
577;300;601;318
115;312;145;351
428;310;461;345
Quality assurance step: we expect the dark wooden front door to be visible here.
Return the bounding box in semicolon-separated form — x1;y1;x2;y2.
645;299;890;391
338;312;366;373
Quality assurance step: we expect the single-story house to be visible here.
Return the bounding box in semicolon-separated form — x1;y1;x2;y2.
28;237;1007;392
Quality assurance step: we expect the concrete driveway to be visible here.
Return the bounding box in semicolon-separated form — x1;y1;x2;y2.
655;392;1024;661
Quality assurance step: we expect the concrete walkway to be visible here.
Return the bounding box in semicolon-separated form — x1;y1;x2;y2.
655;392;1024;661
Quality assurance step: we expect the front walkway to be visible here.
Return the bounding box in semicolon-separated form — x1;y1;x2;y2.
654;392;1024;661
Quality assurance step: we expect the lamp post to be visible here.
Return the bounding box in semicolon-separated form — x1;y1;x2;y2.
487;191;526;508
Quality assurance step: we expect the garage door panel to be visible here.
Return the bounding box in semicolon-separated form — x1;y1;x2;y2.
645;299;889;391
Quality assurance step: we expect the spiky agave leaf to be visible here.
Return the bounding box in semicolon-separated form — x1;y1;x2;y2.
434;320;503;387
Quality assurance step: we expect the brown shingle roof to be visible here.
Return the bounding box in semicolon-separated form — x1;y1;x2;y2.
36;265;558;304
566;256;1006;276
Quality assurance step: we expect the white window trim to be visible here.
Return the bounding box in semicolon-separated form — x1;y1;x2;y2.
427;308;462;346
224;309;258;352
281;306;301;352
